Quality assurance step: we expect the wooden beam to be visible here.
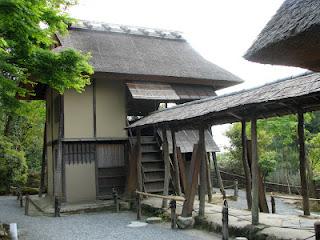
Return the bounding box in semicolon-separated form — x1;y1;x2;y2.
54;95;64;199
136;129;143;192
212;152;226;198
39;121;47;197
177;147;187;194
206;152;213;203
198;127;207;218
162;128;170;208
181;144;200;217
251;118;259;225
298;110;310;216
241;120;252;209
171;130;182;196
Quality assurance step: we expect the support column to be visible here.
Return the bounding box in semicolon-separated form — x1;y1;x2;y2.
54;95;64;199
136;129;143;192
171;130;182;196
199;127;207;217
162;128;170;208
241;120;252;209
206;153;213;202
212;152;226;198
39;122;47;197
298;110;310;216
251;118;259;225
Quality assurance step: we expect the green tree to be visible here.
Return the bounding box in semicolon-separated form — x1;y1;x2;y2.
0;0;93;192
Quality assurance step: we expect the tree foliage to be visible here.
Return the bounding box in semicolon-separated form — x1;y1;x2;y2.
0;0;93;192
222;112;320;183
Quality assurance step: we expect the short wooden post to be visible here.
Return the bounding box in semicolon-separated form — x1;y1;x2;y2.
241;120;252;210
234;180;239;197
162;128;170;208
314;221;320;240
54;197;61;217
199;127;207;218
113;188;119;213
251;118;259;225
136;192;141;220
19;190;23;208
170;200;177;229
24;194;29;216
171;130;182;196
298;110;310;216
271;196;276;214
222;200;229;240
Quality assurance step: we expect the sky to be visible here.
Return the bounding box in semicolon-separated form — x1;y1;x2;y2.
69;0;305;151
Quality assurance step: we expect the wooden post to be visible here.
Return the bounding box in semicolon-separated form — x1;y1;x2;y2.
113;188;119;213
251;118;259;225
25;194;29;216
54;95;64;199
177;147;188;194
136;129;143;192
206;153;213;202
314;221;320;240
298;110;310;216
241;120;252;209
162;128;170;208
234;180;239;197
136;192;142;220
199;127;207;218
271;196;276;214
181;144;201;217
171;130;182;196
222;200;229;240
212;152;226;198
39;122;47;197
170;200;177;229
54;196;61;217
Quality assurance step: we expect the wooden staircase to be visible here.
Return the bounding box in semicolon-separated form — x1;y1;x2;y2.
131;135;165;194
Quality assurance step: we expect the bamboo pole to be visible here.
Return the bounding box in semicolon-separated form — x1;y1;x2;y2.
199;127;207;218
162;128;170;208
171;130;182;196
251;118;259;225
298;110;310;216
241;120;252;209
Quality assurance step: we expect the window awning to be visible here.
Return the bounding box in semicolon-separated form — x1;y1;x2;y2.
126;82;216;101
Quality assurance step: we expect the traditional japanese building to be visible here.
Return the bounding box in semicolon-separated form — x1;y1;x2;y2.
40;20;242;203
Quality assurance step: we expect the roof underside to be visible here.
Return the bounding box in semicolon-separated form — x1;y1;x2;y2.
128;72;320;130
159;129;220;153
126;82;216;101
56;21;242;90
244;0;320;71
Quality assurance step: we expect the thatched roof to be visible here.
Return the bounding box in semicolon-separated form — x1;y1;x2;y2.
56;20;242;89
128;72;320;129
244;0;320;71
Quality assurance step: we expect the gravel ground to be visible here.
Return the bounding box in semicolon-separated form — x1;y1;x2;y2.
0;196;221;240
216;188;320;216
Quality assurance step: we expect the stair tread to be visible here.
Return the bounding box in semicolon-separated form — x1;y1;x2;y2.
142;159;163;163
142;149;161;153
143;168;165;173
144;178;164;183
145;188;164;193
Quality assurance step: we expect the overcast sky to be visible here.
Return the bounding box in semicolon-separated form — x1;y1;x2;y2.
69;0;305;151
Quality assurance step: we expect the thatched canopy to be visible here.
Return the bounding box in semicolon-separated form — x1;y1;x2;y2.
56;20;242;90
128;72;320;130
244;0;320;71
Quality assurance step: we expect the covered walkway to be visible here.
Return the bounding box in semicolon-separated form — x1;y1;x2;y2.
128;72;320;225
